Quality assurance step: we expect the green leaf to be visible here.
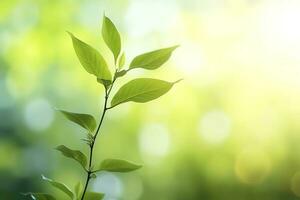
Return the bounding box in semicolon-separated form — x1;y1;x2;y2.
55;145;87;169
84;192;104;200
74;182;82;199
97;159;142;173
24;193;56;200
41;175;74;199
59;110;96;132
129;46;178;70
111;78;180;107
102;15;121;63
68;32;112;81
118;52;125;69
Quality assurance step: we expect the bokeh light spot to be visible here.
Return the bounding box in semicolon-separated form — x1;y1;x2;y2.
24;98;54;131
92;173;123;199
139;123;170;158
235;147;271;185
259;2;300;49
125;0;179;37
198;110;231;145
174;42;206;78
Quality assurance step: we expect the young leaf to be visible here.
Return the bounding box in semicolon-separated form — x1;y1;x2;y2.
129;46;178;70
96;159;142;173
111;78;180;107
118;52;125;69
24;193;56;200
102;15;121;63
55;145;87;169
58;110;96;133
41;175;74;199
90;174;97;179
97;78;112;89
84;192;104;200
68;32;112;81
115;70;127;78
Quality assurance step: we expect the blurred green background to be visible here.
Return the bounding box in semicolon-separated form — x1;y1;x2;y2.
2;0;300;199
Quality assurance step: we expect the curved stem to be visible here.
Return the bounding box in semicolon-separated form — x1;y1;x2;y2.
80;74;117;200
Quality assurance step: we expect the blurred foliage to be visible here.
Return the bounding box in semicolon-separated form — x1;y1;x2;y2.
2;0;300;199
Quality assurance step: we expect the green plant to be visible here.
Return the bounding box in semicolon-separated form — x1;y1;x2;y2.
25;15;180;200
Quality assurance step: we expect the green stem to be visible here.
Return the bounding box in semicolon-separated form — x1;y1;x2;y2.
80;74;117;200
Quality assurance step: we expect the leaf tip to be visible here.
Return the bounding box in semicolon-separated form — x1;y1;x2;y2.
52;106;58;112
66;31;73;37
56;109;66;116
55;145;63;151
173;78;183;84
41;174;50;181
136;164;143;169
173;44;180;49
53;107;61;112
102;13;109;23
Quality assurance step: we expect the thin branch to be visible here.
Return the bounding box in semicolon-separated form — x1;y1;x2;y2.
80;72;118;200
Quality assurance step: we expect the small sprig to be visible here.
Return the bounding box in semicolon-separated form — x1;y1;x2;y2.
26;14;180;200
